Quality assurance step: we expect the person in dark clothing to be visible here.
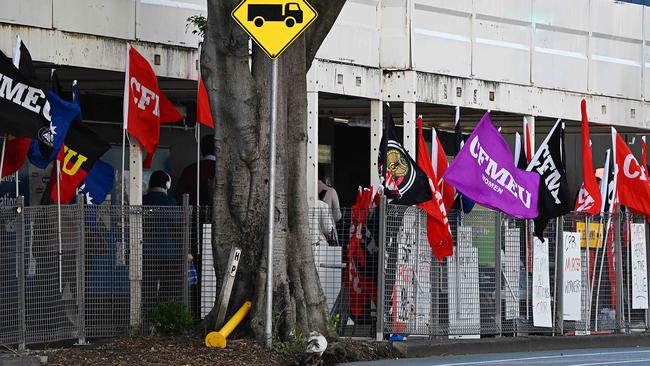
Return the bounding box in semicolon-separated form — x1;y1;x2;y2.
174;134;215;318
142;170;182;325
174;134;215;206
144;170;177;206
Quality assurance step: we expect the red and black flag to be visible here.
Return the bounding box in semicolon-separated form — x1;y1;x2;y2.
49;123;110;204
378;104;432;206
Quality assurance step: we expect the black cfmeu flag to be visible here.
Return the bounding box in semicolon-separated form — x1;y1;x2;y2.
0;49;52;143
378;104;432;206
49;123;110;204
526;120;571;239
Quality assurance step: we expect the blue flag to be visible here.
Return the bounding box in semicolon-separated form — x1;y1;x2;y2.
76;160;115;205
27;91;79;169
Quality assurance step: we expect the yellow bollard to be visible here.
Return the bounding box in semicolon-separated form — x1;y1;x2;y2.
205;301;252;348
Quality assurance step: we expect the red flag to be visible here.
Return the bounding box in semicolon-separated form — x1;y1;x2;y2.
159;90;183;124
416;116;453;260
575;100;602;214
613;128;650;216
1;135;30;177
431;128;455;211
196;78;214;128
124;45;179;168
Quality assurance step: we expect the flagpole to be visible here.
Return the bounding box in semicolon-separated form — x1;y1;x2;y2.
265;58;278;349
56;160;63;293
196;123;201;256
0;134;6;184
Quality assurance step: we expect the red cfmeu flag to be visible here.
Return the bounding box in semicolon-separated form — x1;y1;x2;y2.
124;45;181;168
613;128;650;217
575;100;602;214
416;116;453;260
196;77;214;128
50;123;110;204
1;135;30;178
431;128;454;211
523;116;533;163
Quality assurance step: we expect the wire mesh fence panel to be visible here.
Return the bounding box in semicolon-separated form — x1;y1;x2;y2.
23;205;82;344
587;213;618;333
500;216;526;335
622;213;648;331
382;205;431;337
311;206;379;338
140;205;189;332
0;204;21;346
84;205;130;338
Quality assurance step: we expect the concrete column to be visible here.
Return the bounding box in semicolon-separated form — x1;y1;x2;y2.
307;91;319;207
128;140;143;328
370;100;383;189
403;102;416;159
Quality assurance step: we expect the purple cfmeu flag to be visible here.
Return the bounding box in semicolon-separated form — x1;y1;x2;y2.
443;112;540;219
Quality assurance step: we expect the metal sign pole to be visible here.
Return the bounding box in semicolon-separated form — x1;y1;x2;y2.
265;59;278;348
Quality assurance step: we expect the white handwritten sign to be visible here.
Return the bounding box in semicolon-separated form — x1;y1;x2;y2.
533;237;552;327
562;232;582;321
631;223;648;310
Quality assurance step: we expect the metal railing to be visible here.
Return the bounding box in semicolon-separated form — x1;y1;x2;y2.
310;202;650;340
0;196;192;349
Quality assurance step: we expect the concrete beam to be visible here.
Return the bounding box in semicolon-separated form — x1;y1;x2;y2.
0;24;199;80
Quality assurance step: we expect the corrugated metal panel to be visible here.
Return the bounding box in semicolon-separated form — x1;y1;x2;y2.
380;0;410;69
474;0;531;23
589;0;642;99
472;17;531;85
0;0;52;29
317;0;380;67
531;0;589;93
411;0;472;77
643;6;650;99
53;0;136;40
136;0;205;47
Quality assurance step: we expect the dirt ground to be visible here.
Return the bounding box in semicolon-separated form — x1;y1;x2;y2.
31;335;401;366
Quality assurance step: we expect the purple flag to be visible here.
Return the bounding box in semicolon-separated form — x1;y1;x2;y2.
443;112;540;219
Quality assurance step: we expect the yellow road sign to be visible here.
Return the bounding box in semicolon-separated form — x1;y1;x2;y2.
232;0;318;60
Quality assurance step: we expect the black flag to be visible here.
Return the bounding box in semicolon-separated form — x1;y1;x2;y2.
378;105;432;206
527;120;571;239
514;132;528;170
0;49;52;143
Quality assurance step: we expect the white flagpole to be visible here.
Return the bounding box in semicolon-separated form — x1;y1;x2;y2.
121;43;130;207
196;123;201;254
0;134;6;184
514;132;522;164
56;159;63;293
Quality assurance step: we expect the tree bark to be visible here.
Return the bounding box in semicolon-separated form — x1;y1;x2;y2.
202;0;346;341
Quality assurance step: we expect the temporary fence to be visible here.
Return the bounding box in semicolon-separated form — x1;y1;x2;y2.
310;202;650;340
0;196;191;349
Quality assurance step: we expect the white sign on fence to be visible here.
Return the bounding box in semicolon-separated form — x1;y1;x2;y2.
504;228;520;320
448;226;480;338
630;223;648;310
562;232;582;321
533;237;552;327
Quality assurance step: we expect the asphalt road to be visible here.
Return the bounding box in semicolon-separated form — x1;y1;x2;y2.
343;347;650;366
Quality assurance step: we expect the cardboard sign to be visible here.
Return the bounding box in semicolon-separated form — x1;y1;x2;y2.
576;222;603;249
563;232;582;321
533;237;552;327
631;223;648;309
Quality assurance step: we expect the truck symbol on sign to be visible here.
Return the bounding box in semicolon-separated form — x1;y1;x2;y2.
248;3;303;28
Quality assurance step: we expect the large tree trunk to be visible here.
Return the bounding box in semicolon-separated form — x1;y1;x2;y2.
201;0;346;341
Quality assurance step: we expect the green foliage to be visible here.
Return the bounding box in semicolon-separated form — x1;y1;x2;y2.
272;333;308;356
187;15;207;38
151;299;193;335
328;314;340;334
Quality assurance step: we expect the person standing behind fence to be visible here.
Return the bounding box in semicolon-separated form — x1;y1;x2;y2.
143;171;183;323
174;134;215;318
318;165;342;222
